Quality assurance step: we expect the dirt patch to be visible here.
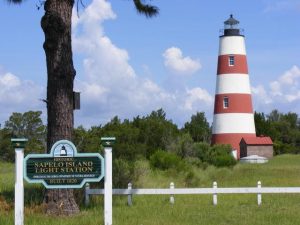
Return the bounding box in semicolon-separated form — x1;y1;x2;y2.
0;195;13;212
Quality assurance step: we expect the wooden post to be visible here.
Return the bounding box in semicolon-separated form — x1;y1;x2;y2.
102;137;115;225
12;138;27;225
170;182;175;204
257;181;262;206
127;183;132;206
213;181;218;206
85;183;90;206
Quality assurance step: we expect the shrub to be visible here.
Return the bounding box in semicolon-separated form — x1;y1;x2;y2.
193;143;236;167
166;133;195;158
184;170;199;187
184;157;203;168
113;159;135;188
150;150;186;171
193;142;211;162
133;159;150;182
273;141;299;155
208;145;236;167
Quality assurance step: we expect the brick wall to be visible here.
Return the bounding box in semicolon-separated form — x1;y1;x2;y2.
246;146;273;159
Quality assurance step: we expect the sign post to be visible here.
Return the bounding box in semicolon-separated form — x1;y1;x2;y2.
12;138;28;225
101;137;115;225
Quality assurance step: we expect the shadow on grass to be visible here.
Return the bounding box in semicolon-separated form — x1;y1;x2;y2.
1;185;44;207
1;185;96;211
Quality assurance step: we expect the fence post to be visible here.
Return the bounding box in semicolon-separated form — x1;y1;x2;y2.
213;181;218;206
257;181;262;206
170;182;175;204
85;183;90;206
128;183;133;206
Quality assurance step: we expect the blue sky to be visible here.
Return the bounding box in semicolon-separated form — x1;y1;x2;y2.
0;0;300;128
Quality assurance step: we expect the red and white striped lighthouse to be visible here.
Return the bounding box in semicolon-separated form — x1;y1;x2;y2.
212;15;256;159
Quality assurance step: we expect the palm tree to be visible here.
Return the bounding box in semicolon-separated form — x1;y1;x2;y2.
6;0;158;215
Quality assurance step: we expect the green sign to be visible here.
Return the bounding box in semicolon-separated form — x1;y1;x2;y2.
24;140;104;189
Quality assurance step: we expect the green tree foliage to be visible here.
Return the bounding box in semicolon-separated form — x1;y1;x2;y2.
193;142;236;167
193;142;211;163
255;112;270;136
267;109;282;122
0;128;13;161
113;158;135;188
72;125;104;153
2;108;300;174
5;111;45;139
208;144;236;167
282;112;299;129
183;112;211;143
166;132;195;158
132;109;179;157
255;110;300;155
149;150;186;171
1;111;46;160
72;125;90;152
101;116;147;160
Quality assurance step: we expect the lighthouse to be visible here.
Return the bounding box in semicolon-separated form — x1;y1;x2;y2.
212;15;256;159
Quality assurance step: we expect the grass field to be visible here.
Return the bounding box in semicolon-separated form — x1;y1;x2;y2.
1;154;300;225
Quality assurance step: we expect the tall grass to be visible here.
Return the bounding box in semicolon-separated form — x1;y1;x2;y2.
1;155;300;225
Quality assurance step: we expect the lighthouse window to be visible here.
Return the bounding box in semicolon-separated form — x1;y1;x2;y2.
229;56;235;66
223;97;229;108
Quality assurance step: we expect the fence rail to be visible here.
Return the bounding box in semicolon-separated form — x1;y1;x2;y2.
85;181;300;206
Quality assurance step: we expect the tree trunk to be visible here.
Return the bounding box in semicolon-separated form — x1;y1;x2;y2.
41;0;79;215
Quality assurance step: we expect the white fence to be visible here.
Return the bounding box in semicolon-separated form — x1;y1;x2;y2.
85;181;300;206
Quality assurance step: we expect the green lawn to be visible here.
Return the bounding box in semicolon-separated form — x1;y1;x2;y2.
1;154;300;225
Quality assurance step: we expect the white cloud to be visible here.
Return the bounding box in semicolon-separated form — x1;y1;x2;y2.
269;65;300;101
184;88;214;111
251;85;273;104
0;72;43;104
269;81;282;96
0;72;21;88
72;0;116;30
252;65;300;113
264;0;300;13
278;65;300;85
163;47;201;75
0;70;44;124
72;0;212;127
285;91;300;102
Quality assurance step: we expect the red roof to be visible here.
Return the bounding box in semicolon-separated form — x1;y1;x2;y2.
241;136;273;145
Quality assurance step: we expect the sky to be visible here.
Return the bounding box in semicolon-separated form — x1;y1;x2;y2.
0;0;300;128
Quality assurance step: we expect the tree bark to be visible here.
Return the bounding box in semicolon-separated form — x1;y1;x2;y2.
41;0;79;215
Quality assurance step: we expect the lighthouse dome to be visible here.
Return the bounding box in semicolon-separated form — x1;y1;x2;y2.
224;14;239;29
222;14;243;36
